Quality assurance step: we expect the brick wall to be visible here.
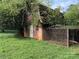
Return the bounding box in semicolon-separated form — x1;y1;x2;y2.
33;26;43;40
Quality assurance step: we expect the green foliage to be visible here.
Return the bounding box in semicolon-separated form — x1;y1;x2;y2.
40;6;65;27
0;0;26;16
0;0;38;30
64;4;79;25
53;7;65;25
0;0;42;28
0;0;27;30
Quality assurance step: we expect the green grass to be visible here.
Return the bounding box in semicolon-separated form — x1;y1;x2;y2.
0;33;79;59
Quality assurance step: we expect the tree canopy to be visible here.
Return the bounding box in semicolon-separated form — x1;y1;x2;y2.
64;4;79;25
0;0;79;31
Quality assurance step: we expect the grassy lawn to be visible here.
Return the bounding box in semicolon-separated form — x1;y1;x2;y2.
0;33;79;59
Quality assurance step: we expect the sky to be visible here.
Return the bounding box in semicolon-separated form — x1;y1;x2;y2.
40;0;78;12
51;0;78;12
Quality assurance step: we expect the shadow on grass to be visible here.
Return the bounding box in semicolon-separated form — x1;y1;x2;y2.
0;32;35;41
14;33;34;40
75;53;79;55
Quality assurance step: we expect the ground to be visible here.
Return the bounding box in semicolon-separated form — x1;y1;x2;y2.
0;33;79;59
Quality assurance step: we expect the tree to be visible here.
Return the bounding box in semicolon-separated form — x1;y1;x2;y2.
0;0;27;32
64;4;79;25
0;0;43;37
40;6;65;28
53;7;65;25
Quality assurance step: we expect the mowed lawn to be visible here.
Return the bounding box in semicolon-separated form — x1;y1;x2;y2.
0;33;79;59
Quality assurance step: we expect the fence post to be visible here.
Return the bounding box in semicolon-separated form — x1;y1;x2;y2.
67;28;69;47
